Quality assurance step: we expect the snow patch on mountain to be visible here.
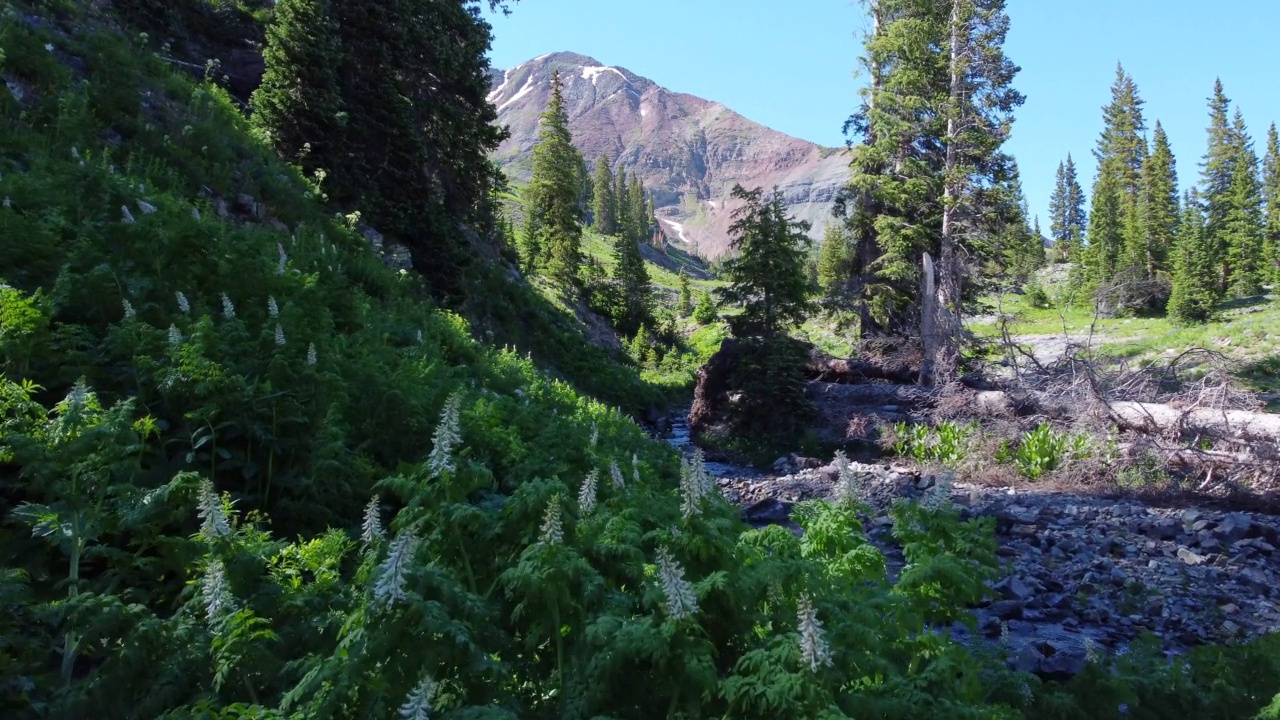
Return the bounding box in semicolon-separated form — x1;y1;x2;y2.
496;75;537;113
581;65;627;85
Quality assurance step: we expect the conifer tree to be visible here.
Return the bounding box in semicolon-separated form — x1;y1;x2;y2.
525;70;584;286
1201;79;1236;268
250;0;343;172
1048;155;1086;262
592;155;617;234
1263;123;1280;284
1128;120;1179;282
1168;190;1220;323
817;222;854;304
614;168;632;243
611;229;653;334
716;185;813;340
1222;110;1266;297
1082;65;1146;292
628;178;646;244
676;269;693;317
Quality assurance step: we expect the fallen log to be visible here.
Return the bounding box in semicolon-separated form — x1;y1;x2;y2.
1108;401;1280;443
805;352;917;384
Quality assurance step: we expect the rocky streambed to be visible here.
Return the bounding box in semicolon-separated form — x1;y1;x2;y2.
667;416;1280;678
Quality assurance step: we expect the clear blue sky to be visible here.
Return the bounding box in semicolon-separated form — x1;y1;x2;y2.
483;1;1279;230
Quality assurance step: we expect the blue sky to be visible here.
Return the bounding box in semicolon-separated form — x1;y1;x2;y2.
483;1;1279;229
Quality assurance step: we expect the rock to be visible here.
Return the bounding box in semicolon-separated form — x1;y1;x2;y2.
771;456;791;473
1142;519;1180;541
1215;513;1254;544
384;244;413;272
991;600;1024;620
741;498;794;526
1017;640;1089;681
1177;547;1208;566
995;576;1036;602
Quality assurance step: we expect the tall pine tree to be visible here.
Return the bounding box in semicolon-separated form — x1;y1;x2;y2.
1080;65;1146;295
1222;110;1266;297
1048;154;1086;262
591;155;617;234
1128;120;1179;283
1263;123;1280;284
1200;78;1236;275
524;70;584;286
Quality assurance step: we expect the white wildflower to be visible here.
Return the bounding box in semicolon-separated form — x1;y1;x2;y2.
416;329;423;344
168;324;183;345
202;559;236;624
361;495;385;544
70;146;79;159
267;296;279;318
137;200;157;215
679;458;702;520
609;460;625;489
373;529;418;608
274;324;286;346
306;342;317;366
632;453;641;485
832;450;865;502
121;205;135;224
655;546;698;621
175;291;190;313
797;593;833;672
276;242;287;275
64;381;90;414
578;469;599;514
220;293;235;319
426;392;463;479
122;299;136;319
589;422;598;448
191;207;201;220
398;675;438;720
197;478;231;539
2;197;9;208
44;43;53;52
539;498;564;545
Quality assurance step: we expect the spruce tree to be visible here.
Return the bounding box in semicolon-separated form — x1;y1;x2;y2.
1083;65;1147;292
1263;123;1280;284
591;155;617;234
676;268;693;317
716;185;813;340
250;0;343;172
1222;110;1266;297
1048;154;1086;262
525;70;584;286
614;168;632;244
628;179;646;244
611;230;653;334
1201;78;1236;268
1168;190;1220;323
817;222;854;304
1129;120;1179;282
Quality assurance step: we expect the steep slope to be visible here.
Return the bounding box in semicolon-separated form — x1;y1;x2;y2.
489;52;848;258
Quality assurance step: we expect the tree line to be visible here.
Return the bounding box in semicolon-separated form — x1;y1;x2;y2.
1046;69;1280;323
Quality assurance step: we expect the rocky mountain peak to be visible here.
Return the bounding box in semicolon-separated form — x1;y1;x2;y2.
489;52;848;257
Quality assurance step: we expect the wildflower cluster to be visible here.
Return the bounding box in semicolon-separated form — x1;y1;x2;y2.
361;495;385;545
539;497;564;545
655;546;698;621
578;469;599;514
796;593;832;672
399;675;438;720
373;529;418;608
197;478;231;540
201;559;235;625
679;448;714;519
426;392;463;478
609;460;625;489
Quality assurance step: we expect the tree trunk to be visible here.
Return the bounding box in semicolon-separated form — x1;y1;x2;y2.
921;0;966;386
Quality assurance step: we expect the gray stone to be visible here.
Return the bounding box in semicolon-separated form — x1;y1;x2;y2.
1177;547;1207;566
1216;513;1254;544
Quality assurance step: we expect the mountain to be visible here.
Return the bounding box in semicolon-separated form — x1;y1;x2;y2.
488;52;849;258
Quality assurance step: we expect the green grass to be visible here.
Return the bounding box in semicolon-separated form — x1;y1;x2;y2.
968;285;1280;401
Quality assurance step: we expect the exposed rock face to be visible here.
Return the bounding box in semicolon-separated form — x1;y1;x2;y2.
718;462;1280;679
489;52;848;257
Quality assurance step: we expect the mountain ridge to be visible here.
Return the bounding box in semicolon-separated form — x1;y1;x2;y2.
488;51;849;257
